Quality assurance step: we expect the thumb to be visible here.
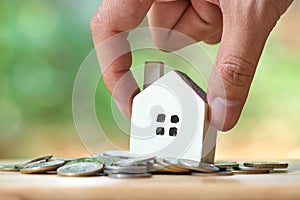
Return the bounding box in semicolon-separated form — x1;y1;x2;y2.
207;16;272;131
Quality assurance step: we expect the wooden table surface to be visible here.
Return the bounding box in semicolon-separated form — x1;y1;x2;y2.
0;160;300;200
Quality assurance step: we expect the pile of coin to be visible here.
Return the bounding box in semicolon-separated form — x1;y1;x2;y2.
0;151;289;178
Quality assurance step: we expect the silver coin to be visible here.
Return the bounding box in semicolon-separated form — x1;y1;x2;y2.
0;164;19;172
116;156;156;167
232;170;269;175
214;162;239;169
91;153;104;157
178;159;219;173
66;156;120;166
52;158;76;162
158;158;191;173
192;171;234;176
237;166;273;171
163;157;180;165
108;173;152;178
161;158;191;173
104;165;148;174
100;151;139;159
148;164;185;173
15;155;53;169
95;172;107;176
243;162;288;169
155;158;169;167
147;163;165;172
148;160;172;172
20;160;65;174
94;156;121;165
57;162;103;177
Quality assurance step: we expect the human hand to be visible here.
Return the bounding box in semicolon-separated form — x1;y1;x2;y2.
90;0;293;131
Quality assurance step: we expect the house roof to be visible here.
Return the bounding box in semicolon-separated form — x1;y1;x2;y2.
174;70;207;103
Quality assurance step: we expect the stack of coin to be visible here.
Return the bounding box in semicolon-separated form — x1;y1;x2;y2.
231;161;289;174
151;158;190;174
103;155;156;178
0;152;289;178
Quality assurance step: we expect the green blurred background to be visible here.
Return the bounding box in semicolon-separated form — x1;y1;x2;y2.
0;0;299;160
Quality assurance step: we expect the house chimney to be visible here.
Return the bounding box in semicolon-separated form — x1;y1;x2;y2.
143;61;164;89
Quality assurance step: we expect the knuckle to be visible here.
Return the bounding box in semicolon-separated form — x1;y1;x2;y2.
217;56;256;88
90;1;113;33
90;10;107;33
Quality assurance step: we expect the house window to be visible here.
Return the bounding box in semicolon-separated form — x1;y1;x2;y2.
169;127;177;137
156;127;165;135
171;115;179;124
157;114;166;122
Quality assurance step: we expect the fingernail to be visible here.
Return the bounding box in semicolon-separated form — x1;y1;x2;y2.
210;97;241;131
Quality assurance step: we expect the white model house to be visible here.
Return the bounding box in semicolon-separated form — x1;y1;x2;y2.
130;64;216;163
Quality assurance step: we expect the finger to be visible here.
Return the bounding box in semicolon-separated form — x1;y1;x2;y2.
203;30;222;44
207;12;272;132
148;0;190;29
191;0;222;26
91;0;154;118
172;5;220;41
193;0;223;45
148;0;222;50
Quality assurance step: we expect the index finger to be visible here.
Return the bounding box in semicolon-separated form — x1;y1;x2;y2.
90;0;154;118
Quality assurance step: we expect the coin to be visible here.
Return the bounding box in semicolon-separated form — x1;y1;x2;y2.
164;165;190;173
148;163;189;173
161;158;193;173
15;155;53;169
237;166;274;171
116;156;156;167
104;165;148;174
149;160;175;172
66;156;120;166
243;162;288;169
214;162;239;169
57;162;103;177
147;163;168;172
52;158;76;162
95;172;107;176
100;151;139;159
0;164;20;172
20;160;65;174
155;158;170;167
232;170;270;175
163;157;179;165
192;171;234;176
177;159;219;173
91;152;104;158
108;173;152;178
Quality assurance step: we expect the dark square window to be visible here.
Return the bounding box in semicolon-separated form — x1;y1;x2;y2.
169;127;178;137
157;114;166;122
156;127;165;135
171;115;179;124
